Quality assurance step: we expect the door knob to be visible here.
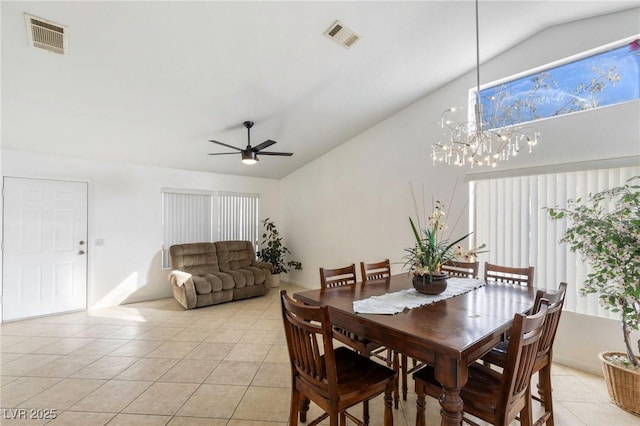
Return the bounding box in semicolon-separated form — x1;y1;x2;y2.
78;250;86;255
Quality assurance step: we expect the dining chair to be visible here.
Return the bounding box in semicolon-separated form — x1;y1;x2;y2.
481;282;567;426
398;260;480;402
360;259;391;282
414;301;549;426
320;264;358;289
320;263;397;419
360;258;421;405
360;259;403;406
484;262;535;287
441;260;480;278
482;263;534;368
280;290;396;426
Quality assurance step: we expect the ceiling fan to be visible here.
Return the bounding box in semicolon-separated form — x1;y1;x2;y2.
208;121;294;165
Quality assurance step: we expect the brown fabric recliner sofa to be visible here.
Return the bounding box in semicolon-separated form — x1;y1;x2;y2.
168;240;273;309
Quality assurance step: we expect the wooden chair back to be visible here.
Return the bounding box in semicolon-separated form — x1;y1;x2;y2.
484;262;535;287
441;260;479;278
533;282;567;361
413;301;548;426
279;290;396;425
319;264;357;289
360;259;391;282
479;282;567;426
499;301;548;425
280;290;336;399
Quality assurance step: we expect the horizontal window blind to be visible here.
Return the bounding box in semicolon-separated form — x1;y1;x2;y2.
472;165;639;319
218;192;260;248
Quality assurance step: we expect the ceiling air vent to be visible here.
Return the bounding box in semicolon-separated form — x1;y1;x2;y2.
324;20;361;49
24;13;68;55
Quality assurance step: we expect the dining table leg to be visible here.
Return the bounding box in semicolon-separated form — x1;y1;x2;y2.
439;385;464;426
435;356;466;426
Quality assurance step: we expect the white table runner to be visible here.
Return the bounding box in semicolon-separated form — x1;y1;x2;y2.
353;277;485;314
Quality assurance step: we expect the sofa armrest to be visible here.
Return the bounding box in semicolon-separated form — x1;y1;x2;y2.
169;270;194;287
252;261;274;273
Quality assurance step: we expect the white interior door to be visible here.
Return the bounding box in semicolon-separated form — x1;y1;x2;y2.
2;177;88;321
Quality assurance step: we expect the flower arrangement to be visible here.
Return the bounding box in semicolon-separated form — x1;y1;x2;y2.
257;218;302;275
404;188;486;279
547;176;639;367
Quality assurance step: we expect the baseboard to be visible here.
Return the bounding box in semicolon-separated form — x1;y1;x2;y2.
553;355;603;377
279;277;314;289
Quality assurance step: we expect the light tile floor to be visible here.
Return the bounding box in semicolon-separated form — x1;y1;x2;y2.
1;282;639;426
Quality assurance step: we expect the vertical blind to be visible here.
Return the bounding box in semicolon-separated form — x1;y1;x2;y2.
218;192;260;248
471;165;639;319
162;190;214;268
161;190;260;268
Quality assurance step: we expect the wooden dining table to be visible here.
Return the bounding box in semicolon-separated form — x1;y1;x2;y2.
293;273;536;426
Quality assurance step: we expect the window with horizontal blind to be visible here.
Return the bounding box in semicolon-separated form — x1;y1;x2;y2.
161;189;259;268
471;164;640;319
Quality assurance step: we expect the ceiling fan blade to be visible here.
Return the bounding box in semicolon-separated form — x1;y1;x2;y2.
251;139;277;152
207;152;239;156
208;140;243;151
257;151;294;156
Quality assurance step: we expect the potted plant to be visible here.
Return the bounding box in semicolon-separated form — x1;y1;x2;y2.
547;175;639;415
404;194;486;295
257;218;302;288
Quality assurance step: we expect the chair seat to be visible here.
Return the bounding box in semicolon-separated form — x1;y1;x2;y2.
333;347;397;400
481;340;508;367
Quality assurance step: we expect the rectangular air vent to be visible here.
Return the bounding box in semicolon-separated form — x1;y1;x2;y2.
324;20;361;49
24;13;68;55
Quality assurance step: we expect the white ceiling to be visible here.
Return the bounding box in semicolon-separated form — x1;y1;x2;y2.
2;1;638;179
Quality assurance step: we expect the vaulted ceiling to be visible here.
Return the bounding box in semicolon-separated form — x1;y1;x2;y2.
2;1;637;179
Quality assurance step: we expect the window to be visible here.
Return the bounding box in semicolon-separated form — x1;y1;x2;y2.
479;38;640;127
161;189;259;268
217;192;260;248
471;164;640;319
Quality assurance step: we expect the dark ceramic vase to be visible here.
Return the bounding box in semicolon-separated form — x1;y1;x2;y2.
412;273;448;295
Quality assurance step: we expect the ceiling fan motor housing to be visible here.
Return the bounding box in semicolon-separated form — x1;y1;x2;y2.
208;120;293;164
242;150;258;162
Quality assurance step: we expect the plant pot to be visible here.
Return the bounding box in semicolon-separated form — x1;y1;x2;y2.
598;351;640;416
271;273;281;288
412;273;448;295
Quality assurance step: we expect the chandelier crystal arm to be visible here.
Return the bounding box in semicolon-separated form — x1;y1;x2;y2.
431;0;539;168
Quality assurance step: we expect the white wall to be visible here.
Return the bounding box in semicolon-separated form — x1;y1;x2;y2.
282;8;640;288
281;8;640;373
1;149;280;308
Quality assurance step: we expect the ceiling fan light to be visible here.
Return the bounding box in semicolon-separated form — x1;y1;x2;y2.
241;150;258;165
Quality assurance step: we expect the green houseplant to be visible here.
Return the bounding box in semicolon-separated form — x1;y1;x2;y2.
257;218;301;286
547;176;639;415
403;191;486;294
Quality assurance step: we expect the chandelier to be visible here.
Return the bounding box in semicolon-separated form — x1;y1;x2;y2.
431;0;539;168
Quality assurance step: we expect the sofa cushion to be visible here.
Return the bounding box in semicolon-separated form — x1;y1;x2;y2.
192;273;224;294
170;243;220;274
215;240;257;270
